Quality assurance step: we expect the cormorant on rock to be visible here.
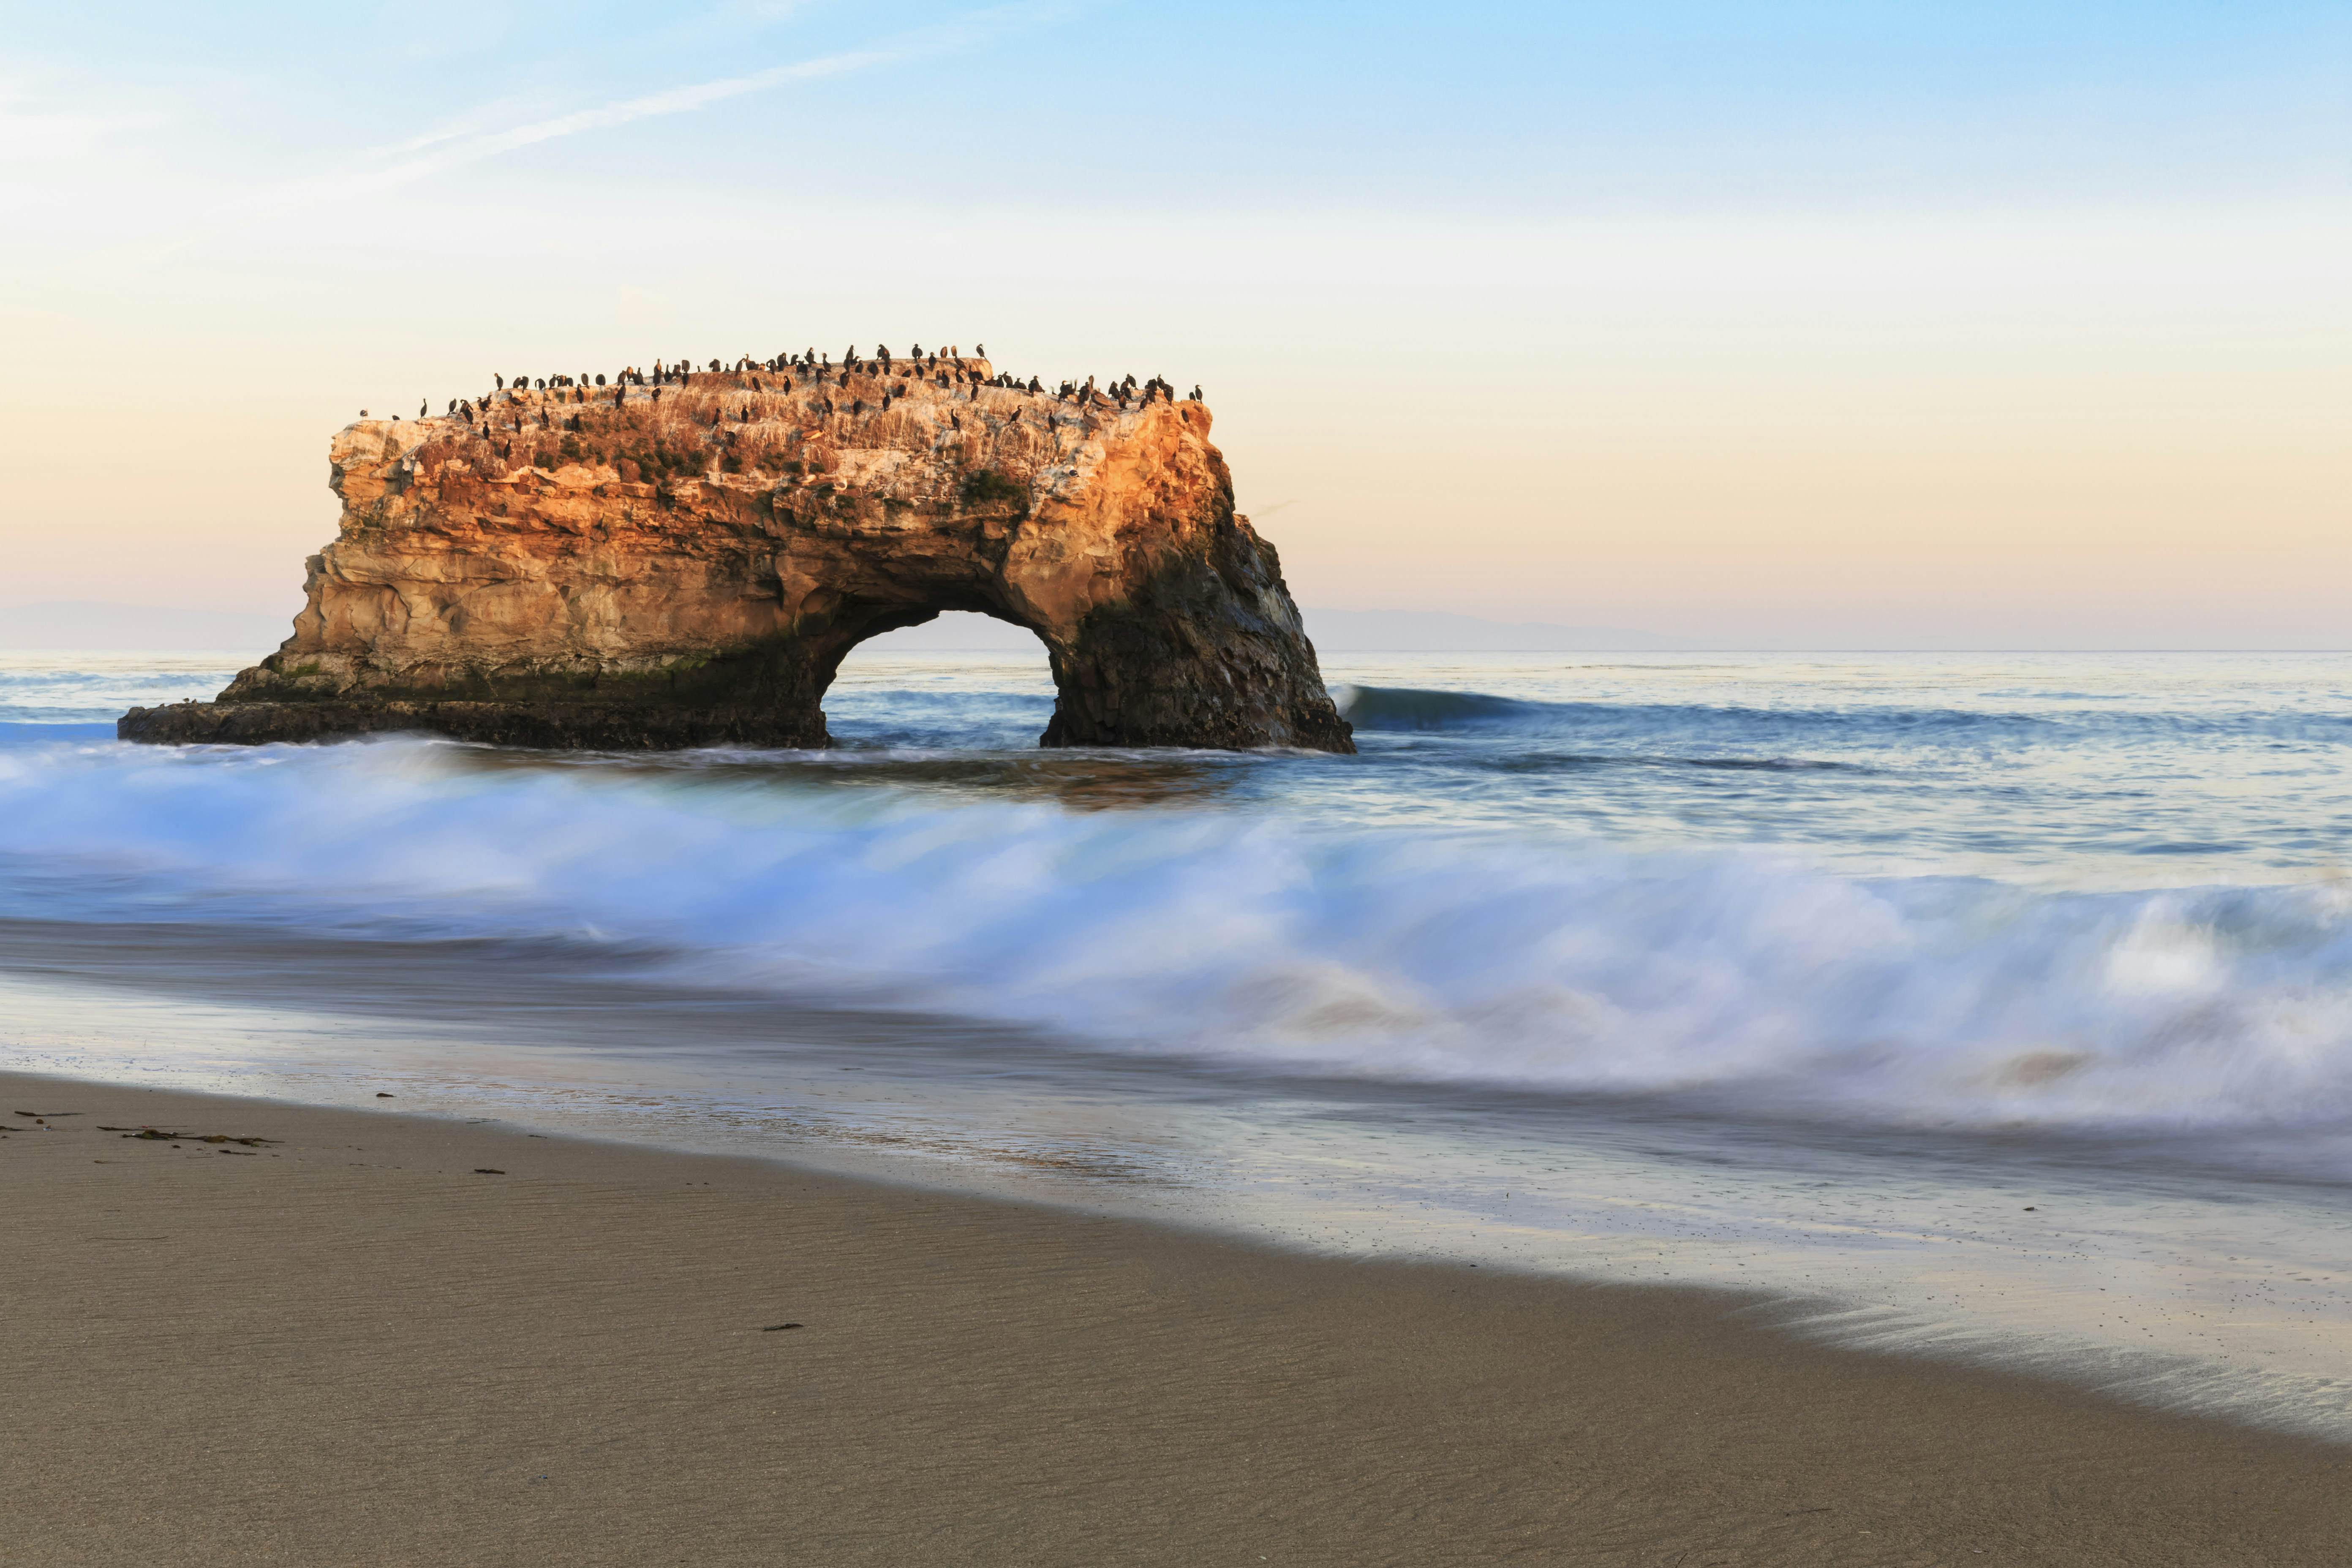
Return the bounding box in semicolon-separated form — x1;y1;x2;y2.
913;344;923;358
1191;385;1202;401
495;374;504;390
951;413;962;430
419;400;427;418
595;374;606;387
853;398;866;416
1027;376;1041;393
881;393;892;412
652;387;662;403
975;343;985;357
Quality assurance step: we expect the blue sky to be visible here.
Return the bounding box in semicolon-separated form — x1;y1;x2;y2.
4;2;2348;644
15;1;2347;210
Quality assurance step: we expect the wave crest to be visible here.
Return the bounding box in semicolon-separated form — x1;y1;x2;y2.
3;735;2352;1138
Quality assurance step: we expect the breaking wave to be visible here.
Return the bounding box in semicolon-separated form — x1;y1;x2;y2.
1335;683;2352;746
6;732;2352;1138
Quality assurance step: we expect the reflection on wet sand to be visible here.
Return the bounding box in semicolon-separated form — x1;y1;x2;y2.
6;916;2352;1443
468;742;1270;812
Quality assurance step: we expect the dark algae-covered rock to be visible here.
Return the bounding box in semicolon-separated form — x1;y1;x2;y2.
122;352;1352;753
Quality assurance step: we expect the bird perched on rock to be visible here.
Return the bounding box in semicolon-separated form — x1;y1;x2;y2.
1191;385;1202;401
419;400;427;418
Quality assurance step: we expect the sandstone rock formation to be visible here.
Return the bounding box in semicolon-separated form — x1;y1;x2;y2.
120;353;1353;753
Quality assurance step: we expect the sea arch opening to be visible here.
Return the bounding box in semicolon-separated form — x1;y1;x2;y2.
825;610;1062;750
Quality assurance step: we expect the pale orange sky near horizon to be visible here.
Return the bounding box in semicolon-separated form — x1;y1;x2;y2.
5;7;2348;648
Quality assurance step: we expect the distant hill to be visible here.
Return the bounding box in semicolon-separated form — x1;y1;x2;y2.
848;613;1045;653
0;601;294;652
852;608;1683;654
1301;610;1682;651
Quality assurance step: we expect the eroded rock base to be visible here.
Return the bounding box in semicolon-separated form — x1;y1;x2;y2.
118;701;826;750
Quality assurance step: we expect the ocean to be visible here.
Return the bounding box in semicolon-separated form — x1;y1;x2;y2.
5;648;2351;1437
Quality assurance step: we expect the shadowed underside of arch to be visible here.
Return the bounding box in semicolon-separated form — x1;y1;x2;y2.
120;355;1354;754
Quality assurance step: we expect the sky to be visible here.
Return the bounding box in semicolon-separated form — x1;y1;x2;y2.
2;1;2347;648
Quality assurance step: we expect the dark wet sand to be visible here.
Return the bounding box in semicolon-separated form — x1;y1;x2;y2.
1;1070;2343;1567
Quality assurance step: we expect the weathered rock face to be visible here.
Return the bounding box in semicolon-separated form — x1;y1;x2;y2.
121;355;1353;754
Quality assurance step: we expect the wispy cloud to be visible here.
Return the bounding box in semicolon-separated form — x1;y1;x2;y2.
362;93;565;161
354;1;1072;193
111;0;1075;264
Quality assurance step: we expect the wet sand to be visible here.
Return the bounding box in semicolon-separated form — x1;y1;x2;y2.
2;1070;2344;1566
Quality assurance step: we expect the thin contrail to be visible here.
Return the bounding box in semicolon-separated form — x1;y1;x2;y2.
356;0;1075;192
131;1;1075;259
360;46;894;191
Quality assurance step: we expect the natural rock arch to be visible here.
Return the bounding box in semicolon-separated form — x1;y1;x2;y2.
122;353;1354;754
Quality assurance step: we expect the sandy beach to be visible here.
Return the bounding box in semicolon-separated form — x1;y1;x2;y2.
0;1070;2341;1566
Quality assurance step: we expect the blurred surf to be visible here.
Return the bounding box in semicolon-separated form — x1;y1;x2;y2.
4;703;2352;1143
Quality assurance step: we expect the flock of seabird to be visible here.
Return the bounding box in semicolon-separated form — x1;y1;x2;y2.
394;346;1206;446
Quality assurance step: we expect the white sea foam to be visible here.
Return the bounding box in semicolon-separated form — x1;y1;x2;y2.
7;730;2352;1138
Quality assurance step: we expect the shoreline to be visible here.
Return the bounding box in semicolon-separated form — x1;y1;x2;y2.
4;1068;2346;1565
